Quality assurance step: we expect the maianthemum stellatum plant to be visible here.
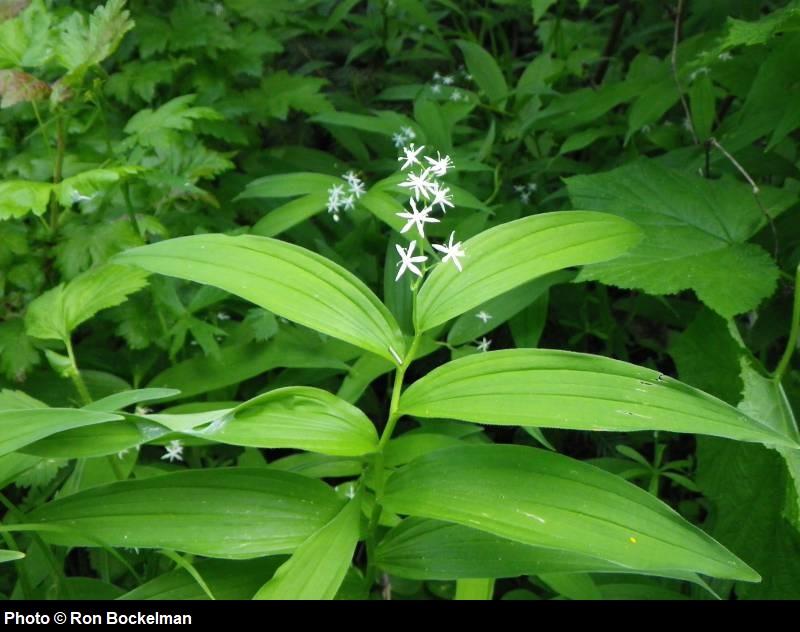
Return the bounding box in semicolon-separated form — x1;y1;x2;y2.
2;145;798;598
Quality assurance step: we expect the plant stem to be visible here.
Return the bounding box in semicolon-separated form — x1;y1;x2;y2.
49;114;66;234
65;337;92;405
364;332;422;588
774;264;800;382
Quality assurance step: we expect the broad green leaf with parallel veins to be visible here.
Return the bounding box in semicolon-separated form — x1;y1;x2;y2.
236;172;342;200
0;408;123;457
186;387;379;457
28;468;344;558
414;212;643;332
254;494;362;600
456;40;508;108
382;445;759;582
398;349;797;447
0;550;25;563
567;161;794;318
115;234;407;364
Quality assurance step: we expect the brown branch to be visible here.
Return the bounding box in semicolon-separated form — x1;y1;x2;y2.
593;1;630;85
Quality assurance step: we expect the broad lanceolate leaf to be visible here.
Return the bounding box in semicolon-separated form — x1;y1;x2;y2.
382;445;759;582
0;550;25;563
186;387;378;457
254;495;362;600
399;349;797;447
115;234;407;364
28;468;344;558
83;388;180;412
0;408;122;457
25;264;149;342
567;161;794;318
236;172;342;200
414;212;641;332
376;518;703;581
456;40;508;108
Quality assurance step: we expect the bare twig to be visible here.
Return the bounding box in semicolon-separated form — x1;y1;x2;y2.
593;1;629;85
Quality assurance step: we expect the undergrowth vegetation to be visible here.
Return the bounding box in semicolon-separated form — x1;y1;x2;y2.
0;0;799;600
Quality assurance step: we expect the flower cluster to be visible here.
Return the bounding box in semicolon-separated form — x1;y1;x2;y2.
513;181;538;204
429;67;471;102
392;125;417;149
394;145;464;282
327;171;366;222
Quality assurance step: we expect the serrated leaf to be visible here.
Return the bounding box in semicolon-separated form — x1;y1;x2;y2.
398;349;798;447
0;0;52;69
28;468;344;558
115;234;406;364
186;387;378;457
254;494;361;600
0;180;51;220
25;264;149;342
568;161;792;318
414;212;642;332
0;318;39;381
0;69;49;107
382;444;759;582
123;94;221;148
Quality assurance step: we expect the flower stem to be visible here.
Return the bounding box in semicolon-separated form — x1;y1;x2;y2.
364;332;422;589
65;337;92;406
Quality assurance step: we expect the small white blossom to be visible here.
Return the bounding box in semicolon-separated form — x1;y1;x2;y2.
475;311;492;323
343;171;360;187
476;337;492;352
450;90;464;102
425;151;454;177
398;143;425;170
441;75;454;86
347;179;366;198
161;440;184;463
399;168;436;200
718;51;733;62
342;194;356;211
400;126;416;140
430;183;454;213
513;184;526;193
134;405;152;416
397;198;439;238
392;132;407;148
689;67;710;82
433;231;466;272
395;241;428;281
433;71;442;83
520;191;531;204
431;83;442;94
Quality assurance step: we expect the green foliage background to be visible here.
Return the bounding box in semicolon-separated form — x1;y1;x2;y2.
1;0;799;600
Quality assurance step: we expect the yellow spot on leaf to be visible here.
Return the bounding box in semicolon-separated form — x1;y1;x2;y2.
629;536;637;544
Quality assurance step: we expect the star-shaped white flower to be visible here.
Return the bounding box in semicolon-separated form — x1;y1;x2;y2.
425;151;454;177
441;75;454;85
399;168;436;200
450;89;463;102
430;182;454;213
433;231;466;272
431;83;442;94
397;199;439;238
400;126;416;140
475;310;492;323
343;171;360;187
161;439;184;463
398;143;425;170
476;337;491;352
342;194;356;211
392;132;406;148
395;240;428;281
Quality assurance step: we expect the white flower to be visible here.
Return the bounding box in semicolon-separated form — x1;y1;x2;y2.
430;182;454;213
134;405;152;416
450;89;464;102
425;151;454;177
526;182;537;192
347;179;366;198
475;311;492;323
520;191;531;204
397;198;439;238
342;194;356;211
400;126;416;140
431;83;442;94
395;240;428;281
217;311;230;321
433;71;442;83
476;337;491;352
398;143;425;170
392;132;407;148
161;440;184;463
718;51;733;62
441;75;454;85
513;184;526;193
433;231;466;272
343;171;360;187
399;168;436;200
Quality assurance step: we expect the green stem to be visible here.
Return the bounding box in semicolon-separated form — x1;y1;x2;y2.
65;337;92;405
774;264;800;382
364;332;422;588
49;114;66;234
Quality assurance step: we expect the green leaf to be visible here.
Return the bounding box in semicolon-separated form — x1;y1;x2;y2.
0;550;25;563
28;468;344;558
398;349;796;447
0;318;39;381
689;73;715;141
414;211;642;333
567;161;793;318
237;172;342;200
0;180;51;220
122;94;221;148
0;69;50;108
25;264;149;342
456;40;508;108
0;0;52;69
83;388;181;412
382;445;759;582
55;167;142;206
114;234;406;364
119;558;285;600
254;494;362;600
186;387;378;457
56;0;134;80
0;408;122;457
377;518;680;580
251;192;329;238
